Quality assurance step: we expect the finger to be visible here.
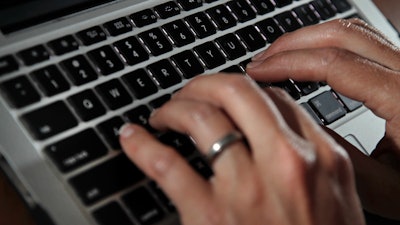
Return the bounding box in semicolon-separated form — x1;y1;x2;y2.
349;18;395;44
119;124;212;214
173;74;285;162
247;47;400;121
150;99;252;180
252;19;400;70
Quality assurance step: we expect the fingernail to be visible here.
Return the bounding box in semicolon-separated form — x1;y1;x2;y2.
119;124;135;138
246;60;263;69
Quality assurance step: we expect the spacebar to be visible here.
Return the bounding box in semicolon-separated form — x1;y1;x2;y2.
69;154;145;205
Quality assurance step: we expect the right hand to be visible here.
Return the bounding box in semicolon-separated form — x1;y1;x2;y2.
246;18;400;220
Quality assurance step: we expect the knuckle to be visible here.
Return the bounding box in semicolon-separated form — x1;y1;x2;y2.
275;136;311;180
330;19;356;35
326;19;363;43
318;47;345;67
146;147;179;180
324;146;353;180
202;205;225;225
218;75;252;97
188;102;218;123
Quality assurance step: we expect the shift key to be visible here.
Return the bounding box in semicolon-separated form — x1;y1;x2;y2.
309;91;346;124
69;154;145;205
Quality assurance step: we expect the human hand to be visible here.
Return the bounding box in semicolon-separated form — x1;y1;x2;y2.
246;18;400;220
120;74;365;225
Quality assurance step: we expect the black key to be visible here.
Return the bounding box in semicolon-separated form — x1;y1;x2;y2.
122;187;165;225
309;91;346;124
194;41;226;69
274;0;293;7
185;12;216;39
104;17;133;36
96;116;125;150
114;36;149;66
61;55;98;85
275;11;302;32
294;4;321;26
149;94;171;109
162;20;195;47
45;129;108;173
256;18;284;43
48;35;79;55
1;76;41;108
68;89;106;121
236;26;266;52
177;0;203;11
190;157;213;179
216;33;247;60
295;81;319;95
147;59;182;89
204;0;218;3
124;105;154;131
221;65;243;74
335;92;362;112
139;28;173;56
88;46;124;76
69;154;145;205
312;0;337;20
0;55;18;76
159;132;196;157
154;1;181;19
331;0;352;13
301;103;323;125
271;80;301;100
76;26;107;46
227;0;257;22
95;79;133;110
93;202;134;225
206;5;237;30
122;69;158;99
171;50;204;78
18;45;50;66
130;9;158;28
248;0;275;15
21;101;78;140
31;65;70;96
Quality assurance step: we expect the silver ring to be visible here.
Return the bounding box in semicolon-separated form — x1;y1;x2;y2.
207;131;243;164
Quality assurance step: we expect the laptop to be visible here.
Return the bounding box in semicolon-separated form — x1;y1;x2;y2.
0;0;399;225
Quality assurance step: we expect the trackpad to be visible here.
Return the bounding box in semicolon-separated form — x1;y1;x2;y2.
333;109;384;156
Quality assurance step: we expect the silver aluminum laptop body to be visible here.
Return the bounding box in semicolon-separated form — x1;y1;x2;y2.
0;1;398;225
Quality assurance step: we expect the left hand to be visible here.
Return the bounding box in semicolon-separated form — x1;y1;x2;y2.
120;74;365;225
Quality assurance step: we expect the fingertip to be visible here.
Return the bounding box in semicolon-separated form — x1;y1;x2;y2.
119;123;150;156
246;60;264;69
119;123;136;139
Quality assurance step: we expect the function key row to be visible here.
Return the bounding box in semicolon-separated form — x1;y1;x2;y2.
1;1;200;70
3;0;346;70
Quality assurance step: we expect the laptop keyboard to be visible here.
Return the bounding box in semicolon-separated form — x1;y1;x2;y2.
0;0;363;224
